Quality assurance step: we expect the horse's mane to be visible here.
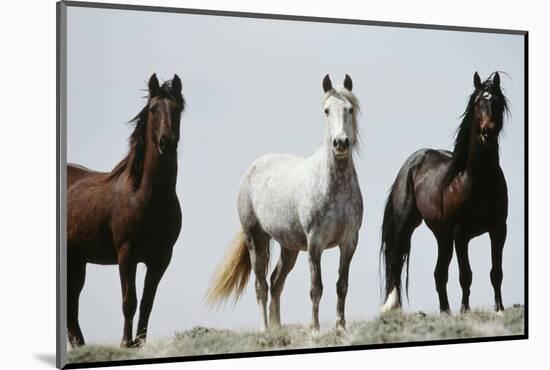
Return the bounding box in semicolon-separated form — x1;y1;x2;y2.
323;86;362;152
443;73;509;185
107;80;185;189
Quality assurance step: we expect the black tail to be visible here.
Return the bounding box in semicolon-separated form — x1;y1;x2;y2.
380;173;420;305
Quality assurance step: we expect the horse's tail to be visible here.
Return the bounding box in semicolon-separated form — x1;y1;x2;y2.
379;164;420;313
206;229;251;307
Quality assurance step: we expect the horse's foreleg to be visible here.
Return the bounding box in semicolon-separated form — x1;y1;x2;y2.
489;224;507;313
454;230;472;313
335;237;358;330
67;259;86;348
269;247;299;328
118;249;138;348
434;233;453;314
308;245;323;333
135;260;170;346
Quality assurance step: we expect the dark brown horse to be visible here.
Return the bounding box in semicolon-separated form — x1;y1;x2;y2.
67;74;184;348
380;72;509;314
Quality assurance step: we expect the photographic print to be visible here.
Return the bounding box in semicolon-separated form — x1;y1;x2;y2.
57;1;527;368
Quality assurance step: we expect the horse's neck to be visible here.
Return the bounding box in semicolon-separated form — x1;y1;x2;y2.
129;140;178;199
313;139;356;190
464;129;500;182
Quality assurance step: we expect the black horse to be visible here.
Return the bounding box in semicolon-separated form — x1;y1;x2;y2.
380;72;509;314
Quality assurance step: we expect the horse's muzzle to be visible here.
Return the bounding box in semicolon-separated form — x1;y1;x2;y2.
479;127;497;146
158;136;178;156
333;137;351;157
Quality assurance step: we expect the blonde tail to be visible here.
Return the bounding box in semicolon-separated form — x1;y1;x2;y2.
206;229;251;306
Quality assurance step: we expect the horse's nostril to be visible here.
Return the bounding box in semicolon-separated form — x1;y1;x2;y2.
333;139;338;148
343;138;350;149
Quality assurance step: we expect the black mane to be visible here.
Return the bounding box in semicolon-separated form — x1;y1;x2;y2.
443;73;509;185
108;80;185;189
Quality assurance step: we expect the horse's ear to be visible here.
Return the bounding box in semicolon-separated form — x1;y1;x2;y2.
473;71;481;89
323;74;333;93
149;73;160;97
172;74;182;94
343;74;353;91
493;72;500;89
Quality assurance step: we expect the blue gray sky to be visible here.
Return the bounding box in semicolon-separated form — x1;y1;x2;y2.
67;6;525;344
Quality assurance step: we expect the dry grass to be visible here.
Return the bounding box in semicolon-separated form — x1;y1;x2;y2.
67;304;524;364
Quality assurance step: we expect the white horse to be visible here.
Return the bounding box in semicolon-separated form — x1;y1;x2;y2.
207;75;363;333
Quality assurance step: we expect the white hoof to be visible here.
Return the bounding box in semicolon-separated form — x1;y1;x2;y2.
380;287;401;313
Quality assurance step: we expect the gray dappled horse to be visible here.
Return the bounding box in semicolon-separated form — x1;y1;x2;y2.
207;75;364;333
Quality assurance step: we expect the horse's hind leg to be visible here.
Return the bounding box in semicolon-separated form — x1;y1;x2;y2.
489;224;507;313
245;230;270;331
380;177;422;313
269;247;299;328
67;258;86;348
335;235;358;330
434;232;453;314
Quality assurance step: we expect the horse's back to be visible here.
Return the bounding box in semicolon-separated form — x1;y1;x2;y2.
67;163;116;264
247;153;305;176
68;163;104;188
237;153;308;247
239;153;305;198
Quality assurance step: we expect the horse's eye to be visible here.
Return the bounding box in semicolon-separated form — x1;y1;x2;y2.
324;108;329;115
349;107;354;114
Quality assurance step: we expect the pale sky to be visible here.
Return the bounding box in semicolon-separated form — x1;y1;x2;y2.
66;6;525;344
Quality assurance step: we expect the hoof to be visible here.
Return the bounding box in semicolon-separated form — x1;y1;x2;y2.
334;319;346;332
460;305;471;314
68;338;85;349
269;321;282;330
380;304;401;314
440;309;452;316
120;339;134;348
132;337;146;348
380;287;401;314
309;323;320;335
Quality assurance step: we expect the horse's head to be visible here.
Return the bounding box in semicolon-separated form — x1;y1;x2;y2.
147;73;185;157
471;71;507;147
322;74;359;159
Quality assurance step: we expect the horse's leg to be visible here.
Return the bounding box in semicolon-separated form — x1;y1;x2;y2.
67;258;86;348
269;247;299;328
434;233;453;314
118;248;138;348
307;243;323;332
135;256;171;346
246;231;270;331
454;228;472;313
489;224;507;312
380;189;422;313
335;236;358;330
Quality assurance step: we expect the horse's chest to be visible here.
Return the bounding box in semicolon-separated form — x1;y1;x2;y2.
112;195;181;251
459;190;499;226
445;181;505;233
305;191;361;244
